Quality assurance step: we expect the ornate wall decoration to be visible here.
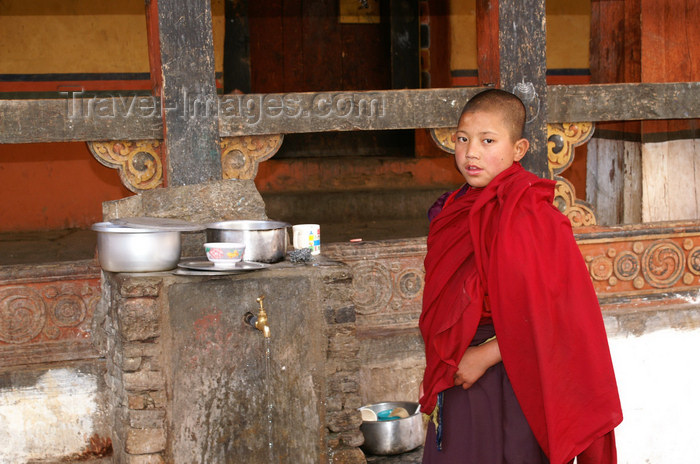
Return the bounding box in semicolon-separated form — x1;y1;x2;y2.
324;240;426;329
553;179;597;227
579;227;700;298
0;264;101;367
88;140;164;193
0;287;47;344
221;134;284;180
429;127;455;154
547;122;593;176
88;134;283;192
547;122;597;226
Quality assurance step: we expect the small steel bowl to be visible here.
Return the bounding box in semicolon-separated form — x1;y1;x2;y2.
92;222;181;272
359;401;425;456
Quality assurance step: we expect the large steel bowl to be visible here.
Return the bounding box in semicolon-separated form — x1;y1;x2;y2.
205;220;290;263
92;222;181;272
359;401;425;456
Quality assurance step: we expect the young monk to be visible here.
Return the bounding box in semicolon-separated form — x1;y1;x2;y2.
419;89;622;464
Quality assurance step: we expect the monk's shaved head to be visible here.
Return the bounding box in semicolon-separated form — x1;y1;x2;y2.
460;89;526;142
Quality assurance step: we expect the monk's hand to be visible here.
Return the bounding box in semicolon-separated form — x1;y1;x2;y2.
454;338;502;389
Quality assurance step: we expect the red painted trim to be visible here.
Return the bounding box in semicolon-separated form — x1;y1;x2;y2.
0;80;152;93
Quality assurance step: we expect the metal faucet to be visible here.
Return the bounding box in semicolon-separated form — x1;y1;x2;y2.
244;295;271;338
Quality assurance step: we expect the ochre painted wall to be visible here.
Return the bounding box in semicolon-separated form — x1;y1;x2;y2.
0;1;225;232
0;1;590;233
0;0;225;75
449;0;591;85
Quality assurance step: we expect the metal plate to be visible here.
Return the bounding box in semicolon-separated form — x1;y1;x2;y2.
177;258;269;272
113;216;205;232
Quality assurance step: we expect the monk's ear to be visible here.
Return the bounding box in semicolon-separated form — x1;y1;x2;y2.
513;138;529;162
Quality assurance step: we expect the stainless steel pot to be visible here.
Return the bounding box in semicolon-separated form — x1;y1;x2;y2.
359;401;425;456
205;220;290;263
92;222;181;272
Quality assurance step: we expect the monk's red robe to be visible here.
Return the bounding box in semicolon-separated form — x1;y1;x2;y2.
419;163;622;464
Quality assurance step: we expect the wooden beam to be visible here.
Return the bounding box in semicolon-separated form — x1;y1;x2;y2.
0;97;163;143
498;0;548;178
151;0;222;186
2;83;700;143
547;82;700;123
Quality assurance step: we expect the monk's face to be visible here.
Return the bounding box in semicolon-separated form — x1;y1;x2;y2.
453;109;529;188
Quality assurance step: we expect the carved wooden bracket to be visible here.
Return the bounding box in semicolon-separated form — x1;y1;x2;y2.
547;122;597;227
220;134;284;180
88;134;284;192
430;123;598;227
88;140;164;193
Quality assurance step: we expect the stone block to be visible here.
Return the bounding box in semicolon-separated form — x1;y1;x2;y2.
118;277;163;298
118;298;160;341
331;447;367;464
125;454;165;464
123;341;162;359
123;371;165;392
129;409;166;429
327;373;359;395
340;429;365;448
122;357;143;372
125;427;166;454
325;305;356;325
327;409;363;433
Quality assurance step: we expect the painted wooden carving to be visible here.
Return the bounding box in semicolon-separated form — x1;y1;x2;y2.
88;135;284;190
220;134;284;180
577;227;700;297
88;140;164;193
0;264;101;367
547;122;597;226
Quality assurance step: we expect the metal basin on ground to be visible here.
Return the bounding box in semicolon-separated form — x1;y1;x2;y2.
359;401;425;456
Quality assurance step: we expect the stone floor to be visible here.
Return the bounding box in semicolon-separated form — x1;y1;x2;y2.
366;446;423;463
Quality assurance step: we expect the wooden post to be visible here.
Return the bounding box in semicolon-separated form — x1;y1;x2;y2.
475;0;499;87
498;0;548;179
390;0;420;89
146;0;222;186
587;0;642;225
223;0;251;94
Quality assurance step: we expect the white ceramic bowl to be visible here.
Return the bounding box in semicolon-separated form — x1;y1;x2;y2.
204;242;246;268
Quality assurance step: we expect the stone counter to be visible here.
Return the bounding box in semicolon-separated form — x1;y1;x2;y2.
92;258;365;464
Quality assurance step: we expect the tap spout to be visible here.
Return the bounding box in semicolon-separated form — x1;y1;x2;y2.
244;295;271;338
255;295;270;338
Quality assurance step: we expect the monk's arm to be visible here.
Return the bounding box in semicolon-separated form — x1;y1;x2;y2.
454;338;502;389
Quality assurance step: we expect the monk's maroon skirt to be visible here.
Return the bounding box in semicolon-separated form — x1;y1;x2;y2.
422;325;549;464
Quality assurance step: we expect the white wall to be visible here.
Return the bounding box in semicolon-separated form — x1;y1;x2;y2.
0;368;102;463
609;327;700;464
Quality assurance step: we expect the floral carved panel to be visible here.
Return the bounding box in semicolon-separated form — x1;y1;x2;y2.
0;263;101;367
